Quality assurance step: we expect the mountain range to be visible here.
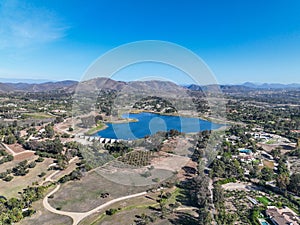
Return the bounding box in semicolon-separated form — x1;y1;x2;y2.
0;78;299;93
0;80;77;93
241;82;300;89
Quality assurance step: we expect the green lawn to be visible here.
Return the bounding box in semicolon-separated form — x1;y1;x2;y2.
85;123;107;135
257;196;271;206
22;113;54;119
265;139;276;144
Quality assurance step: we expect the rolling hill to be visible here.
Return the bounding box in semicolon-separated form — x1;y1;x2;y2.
0;78;299;93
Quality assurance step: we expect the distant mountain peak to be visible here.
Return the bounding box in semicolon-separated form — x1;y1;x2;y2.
242;82;300;89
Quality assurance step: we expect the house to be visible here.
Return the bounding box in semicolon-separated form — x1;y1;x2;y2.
52;109;67;113
29;136;40;141
247;196;258;205
266;206;300;225
38;128;46;134
238;148;254;162
238;153;254;162
261;151;274;160
226;135;240;145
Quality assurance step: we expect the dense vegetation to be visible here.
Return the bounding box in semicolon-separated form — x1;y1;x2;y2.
0;186;47;224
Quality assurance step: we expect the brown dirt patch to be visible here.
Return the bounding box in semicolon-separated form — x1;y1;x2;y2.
151;152;190;172
263;160;274;169
20;130;27;137
257;143;276;152
177;159;198;181
8;143;25;154
14;152;35;161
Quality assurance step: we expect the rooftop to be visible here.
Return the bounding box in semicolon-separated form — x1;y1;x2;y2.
266;206;299;225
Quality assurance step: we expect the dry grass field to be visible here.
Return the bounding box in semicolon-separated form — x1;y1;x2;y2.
0;157;54;198
48;170;151;213
16;189;73;225
0;156;35;174
79;187;184;225
78;192;158;225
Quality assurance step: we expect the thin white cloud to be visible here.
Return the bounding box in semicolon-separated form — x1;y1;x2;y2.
0;0;68;48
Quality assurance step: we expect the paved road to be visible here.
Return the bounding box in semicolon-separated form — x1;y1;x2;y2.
43;184;147;225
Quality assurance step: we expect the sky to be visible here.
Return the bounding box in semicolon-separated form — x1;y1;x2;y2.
0;0;300;84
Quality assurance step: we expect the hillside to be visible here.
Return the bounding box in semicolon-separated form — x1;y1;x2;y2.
0;80;78;93
1;78;300;93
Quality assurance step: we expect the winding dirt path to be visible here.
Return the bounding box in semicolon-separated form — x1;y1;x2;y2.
43;184;147;225
208;178;217;225
2;143;35;157
41;157;78;185
40;171;60;185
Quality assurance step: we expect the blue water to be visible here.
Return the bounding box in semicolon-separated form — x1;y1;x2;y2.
260;221;270;225
239;149;252;154
94;112;225;140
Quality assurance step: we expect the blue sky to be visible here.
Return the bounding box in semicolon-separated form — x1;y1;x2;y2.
0;0;300;84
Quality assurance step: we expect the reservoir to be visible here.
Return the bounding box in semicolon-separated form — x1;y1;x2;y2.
94;112;225;140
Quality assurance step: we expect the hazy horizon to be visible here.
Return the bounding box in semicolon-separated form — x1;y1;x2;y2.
1;76;300;86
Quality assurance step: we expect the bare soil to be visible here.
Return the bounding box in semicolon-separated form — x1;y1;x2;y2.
8;143;25;154
14;152;35;161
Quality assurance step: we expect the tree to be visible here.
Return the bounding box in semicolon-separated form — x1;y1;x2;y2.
11;208;23;222
213;184;224;209
54;116;64;123
216;210;236;225
27;127;37;136
135;213;153;225
276;173;290;191
4;134;16;145
260;167;274;182
289;148;300;158
271;148;281;158
249;164;259;178
277;160;288;174
28;161;36;168
12;120;18;127
45;124;54;138
3;175;13;182
190;173;211;208
210;160;225;178
198;208;212;225
7;155;13;161
95;115;103;123
81;116;95;128
6;198;23;209
106;208;118;215
45;138;63;154
288;173;300;195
